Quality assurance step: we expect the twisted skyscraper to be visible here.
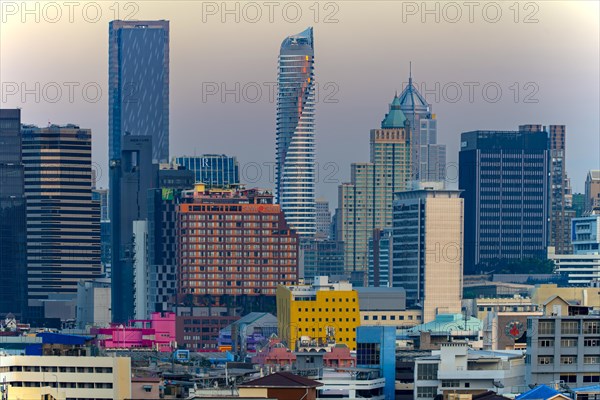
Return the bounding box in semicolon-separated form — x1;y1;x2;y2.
276;27;316;237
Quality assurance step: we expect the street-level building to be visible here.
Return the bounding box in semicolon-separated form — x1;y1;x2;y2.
0;355;131;400
414;343;526;399
526;297;600;388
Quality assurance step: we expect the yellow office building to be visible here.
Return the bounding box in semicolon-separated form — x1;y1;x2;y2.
277;277;360;351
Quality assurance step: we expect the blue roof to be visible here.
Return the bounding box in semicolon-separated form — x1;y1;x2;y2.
398;314;482;337
573;385;600;393
516;385;562;399
36;332;92;345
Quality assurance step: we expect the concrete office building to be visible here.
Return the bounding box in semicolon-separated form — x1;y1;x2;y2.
21;124;101;320
175;154;239;188
92;189;111;277
414;343;526;399
0;355;131;399
75;279;111;329
526;297;600;387
275;27;316;237
585;170;600;213
110;135;158;322
520;125;573;255
459;127;550;273
0;109;27;318
337;94;411;286
392;184;464;322
146;166;195;316
550;214;600;285
315;198;331;239
368;228;393;287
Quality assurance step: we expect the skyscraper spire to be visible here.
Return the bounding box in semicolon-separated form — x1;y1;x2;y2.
409;61;412;85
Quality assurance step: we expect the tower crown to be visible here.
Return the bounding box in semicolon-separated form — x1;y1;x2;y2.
381;94;408;129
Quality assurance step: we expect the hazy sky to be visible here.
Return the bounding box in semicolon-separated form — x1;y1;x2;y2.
2;1;599;207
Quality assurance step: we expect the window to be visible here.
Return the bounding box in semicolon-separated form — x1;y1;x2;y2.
561;321;579;335
584;338;600;347
584;356;600;364
539;339;554;347
417;387;438;398
538;320;555;335
357;343;380;365
560;374;577;383
442;380;460;388
417;363;438;380
583;375;600;383
584;321;600;334
538;356;554;365
561;356;576;364
561;338;578;347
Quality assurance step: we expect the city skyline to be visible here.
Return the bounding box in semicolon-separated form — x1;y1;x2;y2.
1;2;598;206
1;2;600;398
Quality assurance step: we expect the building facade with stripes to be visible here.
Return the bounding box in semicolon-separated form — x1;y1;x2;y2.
21;124;101;319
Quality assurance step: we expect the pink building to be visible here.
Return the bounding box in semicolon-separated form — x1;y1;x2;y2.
252;338;296;367
323;345;355;368
95;312;176;352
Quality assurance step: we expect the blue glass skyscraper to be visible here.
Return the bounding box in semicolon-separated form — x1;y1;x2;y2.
109;20;170;163
109;20;168;322
276;27;316;237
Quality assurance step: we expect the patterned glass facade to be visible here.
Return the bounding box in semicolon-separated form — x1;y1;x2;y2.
109;20;169;163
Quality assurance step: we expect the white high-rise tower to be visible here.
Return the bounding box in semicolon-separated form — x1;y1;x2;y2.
275;27;316;237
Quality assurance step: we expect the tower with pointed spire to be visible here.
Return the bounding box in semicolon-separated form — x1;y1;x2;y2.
335;95;411;286
397;66;446;182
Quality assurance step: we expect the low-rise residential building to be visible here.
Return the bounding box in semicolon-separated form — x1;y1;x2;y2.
0;355;131;399
238;371;322;400
531;283;600;311
465;296;539;322
482;309;542;351
526;296;600;388
218;312;278;356
414;343;526;399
